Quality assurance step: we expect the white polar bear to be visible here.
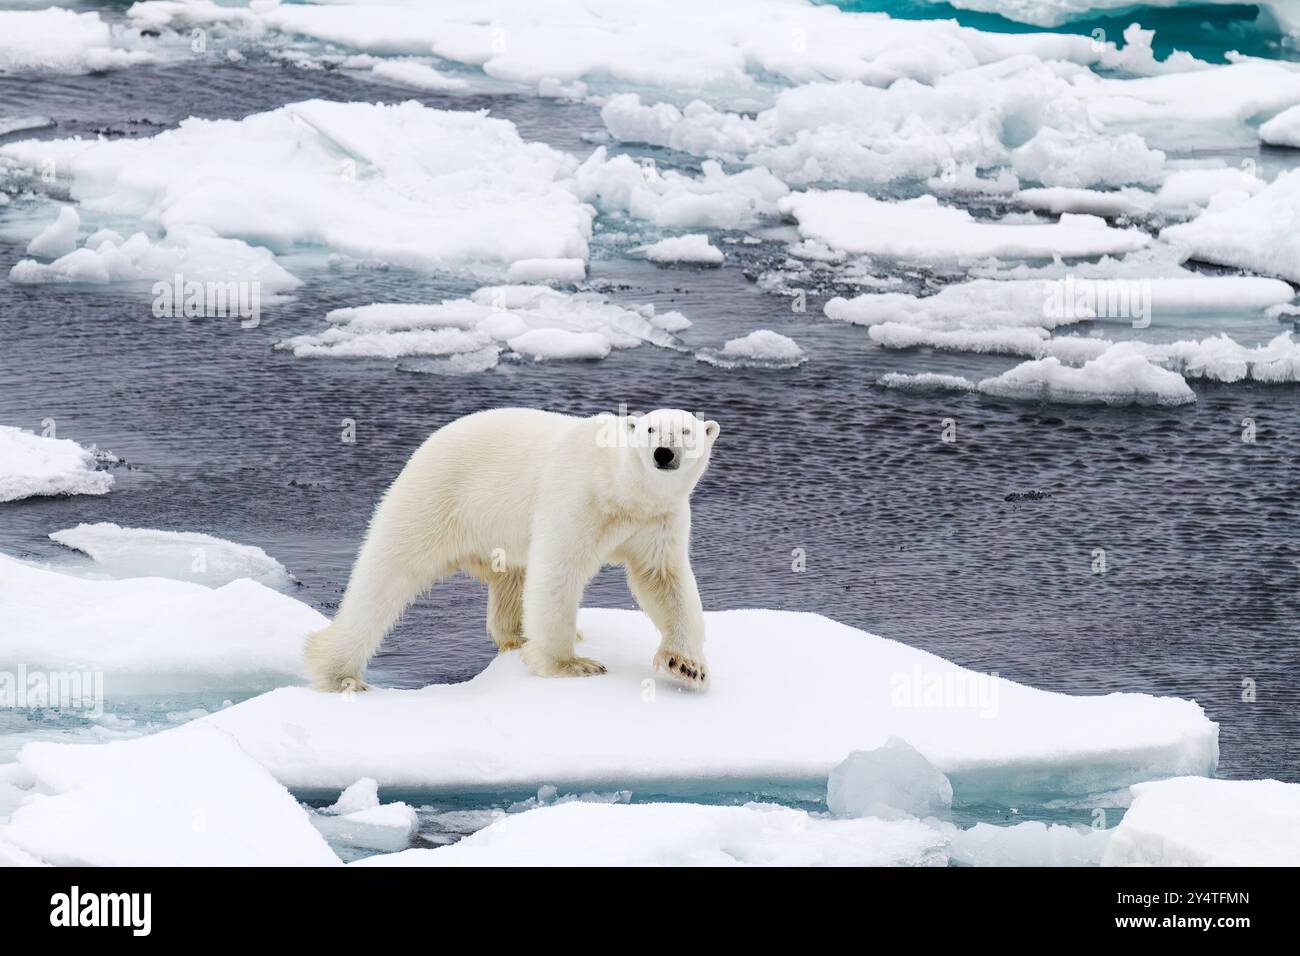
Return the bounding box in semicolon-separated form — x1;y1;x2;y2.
305;407;720;692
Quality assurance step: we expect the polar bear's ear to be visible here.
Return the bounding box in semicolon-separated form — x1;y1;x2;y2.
704;419;720;440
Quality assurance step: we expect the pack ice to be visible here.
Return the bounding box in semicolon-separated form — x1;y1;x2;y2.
0;426;113;503
197;608;1217;796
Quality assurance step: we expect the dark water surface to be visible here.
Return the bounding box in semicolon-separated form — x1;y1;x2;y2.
1;31;1297;787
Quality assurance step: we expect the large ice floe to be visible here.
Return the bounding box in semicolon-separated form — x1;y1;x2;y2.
1102;777;1300;866
0;426;114;503
910;0;1300;36
0;553;318;687
277;286;686;366
0;100;594;279
195;608;1217;795
48;522;295;590
0;8;161;75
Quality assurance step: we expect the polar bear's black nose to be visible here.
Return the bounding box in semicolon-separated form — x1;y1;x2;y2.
653;446;678;470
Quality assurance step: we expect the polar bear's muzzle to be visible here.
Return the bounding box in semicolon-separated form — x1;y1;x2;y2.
653;446;680;470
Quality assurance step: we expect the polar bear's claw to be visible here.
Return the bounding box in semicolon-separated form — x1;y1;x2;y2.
654;649;709;689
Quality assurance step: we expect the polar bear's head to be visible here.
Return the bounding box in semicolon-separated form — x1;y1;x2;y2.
622;408;720;494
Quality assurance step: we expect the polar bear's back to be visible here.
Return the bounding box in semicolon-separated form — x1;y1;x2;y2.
380;408;586;565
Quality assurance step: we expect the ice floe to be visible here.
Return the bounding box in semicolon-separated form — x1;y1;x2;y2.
828;738;954;821
25;206;80;259
877;372;977;393
1102;777;1300;866
197;608;1218;796
695;330;807;369
781;192;1149;261
0;8;158;75
1162;169;1300;282
0;553;320;686
977;343;1197;406
48;522;295;590
1261;103;1300;149
0;722;339;866
948;820;1111;867
915;0;1300;35
356;801;950;867
0;100;593;279
0;426;114;503
631;234;724;266
277;286;684;366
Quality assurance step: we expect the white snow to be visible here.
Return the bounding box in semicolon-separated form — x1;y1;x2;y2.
0;426;113;503
0;722;339;866
781;192;1149;261
368;60;469;93
1102;777;1300;866
631;234;723;266
877;372;976;393
1261;103;1300;149
949;821;1111;867
0;8;156;75
355;801;949;867
11;228;300;292
278;286;681;365
912;1;1300;35
0;552;321;686
26;206;80;259
197;608;1218;796
827;738;954;820
0;100;594;279
312;780;419;852
48;522;294;590
696;330;806;369
977;343;1197;406
503;258;586;283
1162;169;1300;282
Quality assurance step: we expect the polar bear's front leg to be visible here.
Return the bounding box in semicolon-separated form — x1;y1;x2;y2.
625;517;709;689
519;531;606;678
486;568;526;652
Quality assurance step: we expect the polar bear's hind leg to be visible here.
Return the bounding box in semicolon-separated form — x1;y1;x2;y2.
486;568;526;652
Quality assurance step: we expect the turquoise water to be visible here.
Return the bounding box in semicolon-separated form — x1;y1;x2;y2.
834;2;1296;62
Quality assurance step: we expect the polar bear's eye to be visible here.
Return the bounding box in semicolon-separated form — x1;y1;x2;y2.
683;428;691;436
647;426;655;434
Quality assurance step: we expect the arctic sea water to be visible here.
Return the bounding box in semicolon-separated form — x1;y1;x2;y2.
0;2;1297;860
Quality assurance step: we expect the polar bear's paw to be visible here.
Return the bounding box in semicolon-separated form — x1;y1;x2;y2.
654;649;708;690
522;644;607;677
315;675;372;693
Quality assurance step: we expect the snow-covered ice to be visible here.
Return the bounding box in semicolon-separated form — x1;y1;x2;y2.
949;820;1111;867
695;330;806;369
0;100;594;279
913;0;1300;35
48;522;295;590
0;553;320;686
355;801;950;867
0;8;157;75
781;192;1149;261
631;234;723;266
1102;777;1300;866
977;344;1197;406
277;286;683;366
0;722;339;866
0;426;114;503
827;738;954;820
1261;104;1300;149
197;608;1218;796
26;206;80;260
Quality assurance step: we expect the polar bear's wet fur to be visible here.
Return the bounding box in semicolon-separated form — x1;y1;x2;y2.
305;407;720;692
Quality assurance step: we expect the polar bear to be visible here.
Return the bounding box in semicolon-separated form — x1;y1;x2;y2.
305;407;720;692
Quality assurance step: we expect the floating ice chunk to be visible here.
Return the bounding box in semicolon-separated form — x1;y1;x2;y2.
650;311;692;332
0;9;156;74
0;552;321;685
696;330;806;369
0;100;593;278
0;722;339;866
324;778;380;815
828;738;954;820
504;258;585;283
631;234;723;266
1016;187;1154;218
1260;103;1300;148
1146;332;1300;384
199;608;1218;796
355;801;950;867
1153;166;1265;217
575;148;787;229
1102;777;1300;866
48;522;295;590
279;287;680;365
977;343;1197;406
368;60;469;92
12;228;301;292
1162;169;1300;282
1011;127;1164;189
0;426;113;503
909;0;1298;33
949;821;1111;867
25;206;79;259
877;372;976;393
0;115;54;138
870;323;1050;357
781;192;1149;261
